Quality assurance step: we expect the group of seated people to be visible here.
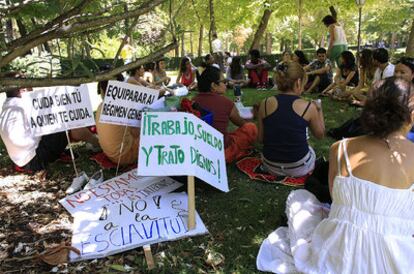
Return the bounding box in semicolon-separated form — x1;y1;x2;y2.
1;44;414;271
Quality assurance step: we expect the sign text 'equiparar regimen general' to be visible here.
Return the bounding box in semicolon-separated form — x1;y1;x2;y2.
138;112;228;192
99;80;160;127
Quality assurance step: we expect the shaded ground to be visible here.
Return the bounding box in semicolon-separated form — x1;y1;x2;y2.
0;88;359;273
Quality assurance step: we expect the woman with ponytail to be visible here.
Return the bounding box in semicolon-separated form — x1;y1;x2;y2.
257;62;325;178
258;77;414;273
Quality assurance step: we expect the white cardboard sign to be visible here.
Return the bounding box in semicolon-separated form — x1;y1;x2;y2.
59;169;182;216
22;85;95;137
99;80;160;127
137;112;228;192
70;192;208;261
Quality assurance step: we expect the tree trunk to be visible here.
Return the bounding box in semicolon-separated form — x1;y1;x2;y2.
406;19;414;56
190;32;193;55
16;18;32;56
30;18;51;53
298;0;303;50
250;9;273;51
5;19;13;42
265;32;272;54
198;24;203;56
181;32;185;57
209;0;216;53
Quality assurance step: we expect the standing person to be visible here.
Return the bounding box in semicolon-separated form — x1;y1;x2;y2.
224;51;232;67
194;66;258;163
257;77;414;273
226;56;249;102
120;37;136;64
373;48;395;82
258;62;325;178
304;48;333;93
176;57;197;91
292;50;310;67
245;49;271;90
212;33;224;72
322;15;348;66
152;58;171;87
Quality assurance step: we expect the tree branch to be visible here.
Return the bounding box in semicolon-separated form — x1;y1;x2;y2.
0;0;166;68
6;0;92;51
0;41;178;92
0;0;45;16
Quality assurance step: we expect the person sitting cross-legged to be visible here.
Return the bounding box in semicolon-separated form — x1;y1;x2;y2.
257;77;414;273
0;72;100;174
193;66;258;163
258;62;325;178
245;49;271;90
304;48;333;93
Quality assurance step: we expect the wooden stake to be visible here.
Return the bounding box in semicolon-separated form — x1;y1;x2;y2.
187;176;196;230
115;126;128;176
143;245;155;270
65;130;79;177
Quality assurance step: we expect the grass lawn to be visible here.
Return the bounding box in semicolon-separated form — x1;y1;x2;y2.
0;88;360;273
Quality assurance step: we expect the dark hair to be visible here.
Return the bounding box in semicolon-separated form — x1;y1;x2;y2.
372;48;389;64
359;49;373;69
4;72;26;98
212;33;218;39
225;51;231;57
179;57;190;73
339;51;356;70
316;48;327;55
361;77;413;138
322;15;336;26
144;62;155;72
294;50;309;66
201;54;214;68
98;65;124;95
196;66;221;93
398;57;414;84
155;58;165;72
249;49;261;59
230;56;243;79
274;62;305;92
398;57;414;73
128;65;144;76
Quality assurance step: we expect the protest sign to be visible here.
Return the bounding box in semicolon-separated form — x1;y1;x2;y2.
98;80;160;127
138;112;228;192
70;192;208;261
59;169;182;216
22;85;95;137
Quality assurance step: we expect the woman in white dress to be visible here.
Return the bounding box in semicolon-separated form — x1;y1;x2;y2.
257;77;414;274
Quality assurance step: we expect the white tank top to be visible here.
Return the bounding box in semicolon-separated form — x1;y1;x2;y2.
333;24;347;46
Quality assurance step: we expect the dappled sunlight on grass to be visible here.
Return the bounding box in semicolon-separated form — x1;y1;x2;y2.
0;88;357;272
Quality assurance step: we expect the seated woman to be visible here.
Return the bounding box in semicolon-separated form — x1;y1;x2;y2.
257;77;414;273
272;51;292;89
258;62;325;177
127;65;153;87
226;56;249;102
152;58;171;87
193;66;258;163
95;75;141;166
292;50;309;67
176;57;197;91
321;50;359;98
